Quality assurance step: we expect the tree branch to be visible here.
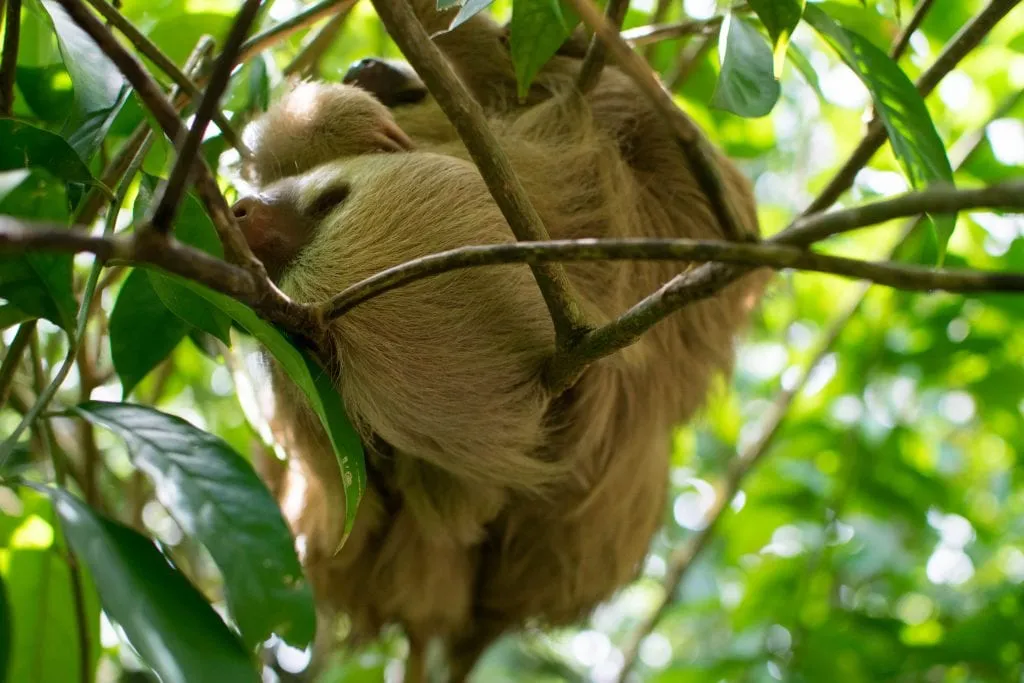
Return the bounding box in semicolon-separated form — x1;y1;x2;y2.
369;0;593;348
237;0;354;64
148;0;262;233
577;0;631;93
890;0;936;60
565;0;750;245
283;3;353;78
622;17;722;48
0;320;36;409
0;0;21;116
83;0;247;156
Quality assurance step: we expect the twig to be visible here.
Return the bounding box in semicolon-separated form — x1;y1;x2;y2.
83;0;248;156
237;0;353;64
0;320;36;409
805;0;1019;216
611;89;1021;683
623;17;722;48
551;0;1020;392
149;0;263;233
640;0;671;60
565;0;750;244
890;0;937;60
666;33;715;91
0;0;21;115
578;0;631;93
370;0;592;348
284;4;352;77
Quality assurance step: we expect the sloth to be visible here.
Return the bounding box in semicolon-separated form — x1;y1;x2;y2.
233;2;766;680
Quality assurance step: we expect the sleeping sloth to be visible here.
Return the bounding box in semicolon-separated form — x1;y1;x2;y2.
233;2;765;679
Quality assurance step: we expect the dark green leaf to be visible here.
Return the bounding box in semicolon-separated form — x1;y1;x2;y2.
450;0;495;30
109;269;190;397
712;15;781;118
38;0;131;161
509;0;580;100
179;282;367;539
0;119;95;185
43;486;260;683
748;0;804;73
0;304;33;330
0;574;9;683
14;65;75;126
804;4;956;258
2;489;101;683
71;400;316;648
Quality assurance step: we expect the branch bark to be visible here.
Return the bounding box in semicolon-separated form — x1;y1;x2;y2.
369;0;593;348
0;0;21;116
577;0;631;93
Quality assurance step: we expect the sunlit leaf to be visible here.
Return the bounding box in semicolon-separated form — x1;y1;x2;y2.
509;0;579;100
179;283;367;539
712;14;781;118
109;269;190;397
748;0;804;74
804;4;956;258
43;486;259;683
70;400;317;648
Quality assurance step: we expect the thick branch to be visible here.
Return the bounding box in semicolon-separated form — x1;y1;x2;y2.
0;0;21;116
805;0;1018;215
369;0;592;347
83;0;246;155
565;0;749;244
577;0;631;93
237;0;354;64
149;0;262;233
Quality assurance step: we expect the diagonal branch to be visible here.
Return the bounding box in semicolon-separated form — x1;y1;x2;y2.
565;0;751;244
148;0;263;233
237;0;354;64
577;0;631;93
890;0;937;60
369;0;593;348
623;17;723;47
284;3;353;77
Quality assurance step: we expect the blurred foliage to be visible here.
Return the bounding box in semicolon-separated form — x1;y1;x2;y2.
1;0;1023;682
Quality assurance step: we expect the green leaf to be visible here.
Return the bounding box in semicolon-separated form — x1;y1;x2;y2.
0;304;33;330
748;0;804;74
803;4;956;259
450;0;496;30
711;14;781;118
510;0;580;100
109;269;190;398
0;574;9;683
2;489;101;683
14;65;75;126
179;282;366;539
42;486;260;683
134;175;233;344
0;119;95;185
37;0;132;162
70;400;316;649
0;171;77;332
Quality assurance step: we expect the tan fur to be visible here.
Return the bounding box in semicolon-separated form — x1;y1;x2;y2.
241;2;768;678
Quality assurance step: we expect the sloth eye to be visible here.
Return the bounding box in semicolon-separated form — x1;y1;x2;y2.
307;183;352;218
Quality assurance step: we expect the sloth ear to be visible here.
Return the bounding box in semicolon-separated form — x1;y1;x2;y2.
242;81;414;185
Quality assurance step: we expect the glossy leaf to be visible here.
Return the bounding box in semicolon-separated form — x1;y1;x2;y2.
179;282;367;539
71;400;316;649
38;0;132;162
109;269;190;397
712;14;781;118
804;4;956;258
748;0;804;74
509;0;579;100
44;486;260;683
0;120;95;185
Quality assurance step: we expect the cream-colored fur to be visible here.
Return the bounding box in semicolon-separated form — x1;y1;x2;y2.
242;2;767;679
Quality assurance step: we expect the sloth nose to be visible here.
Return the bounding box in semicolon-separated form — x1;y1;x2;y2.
231;196;271;246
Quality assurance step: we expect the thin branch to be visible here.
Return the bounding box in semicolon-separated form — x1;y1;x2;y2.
805;0;1019;216
611;89;1021;683
0;0;21;116
890;0;936;60
284;5;352;77
149;0;263;233
83;0;248;156
370;0;592;348
623;17;722;48
666;32;715;91
577;0;631;93
0;320;36;409
565;0;750;244
640;0;671;60
321;179;1024;317
237;0;353;64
